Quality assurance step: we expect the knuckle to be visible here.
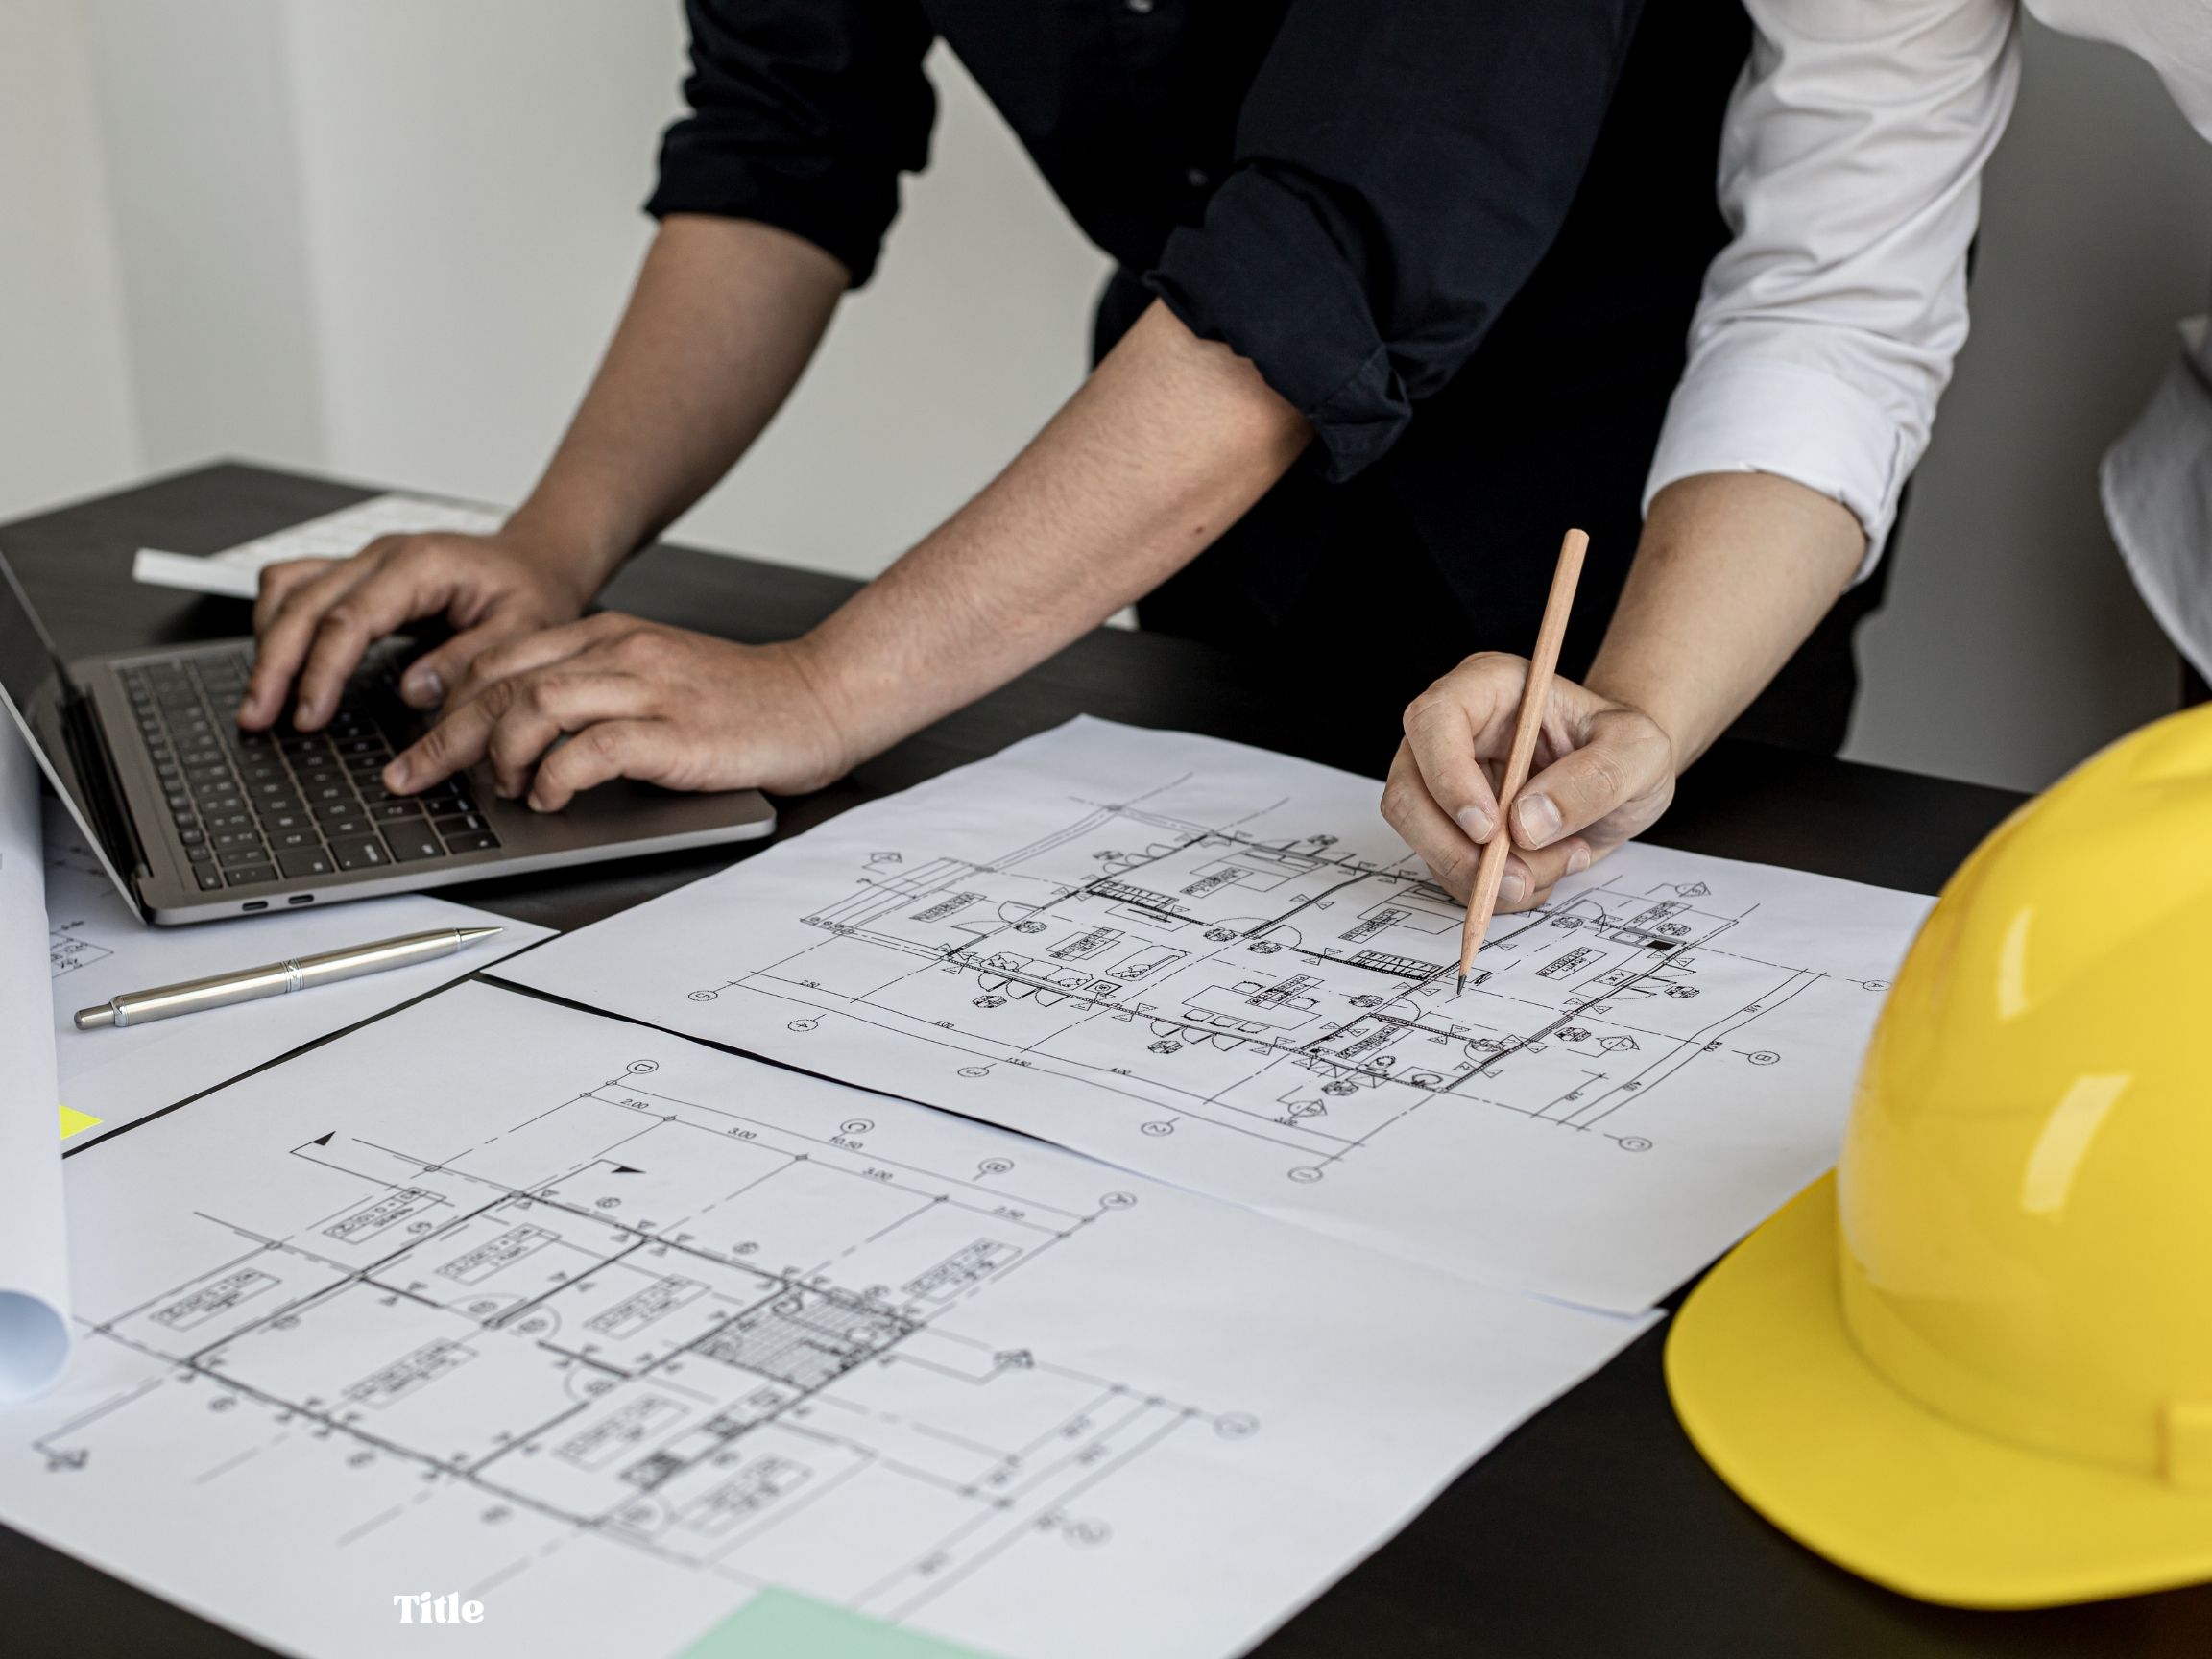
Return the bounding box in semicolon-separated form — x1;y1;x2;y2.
1581;747;1628;805
391;538;447;572
264;584;315;630
1402;691;1445;733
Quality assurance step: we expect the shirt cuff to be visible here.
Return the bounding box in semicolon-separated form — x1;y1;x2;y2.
1143;167;1407;483
1644;356;1908;581
647;153;892;289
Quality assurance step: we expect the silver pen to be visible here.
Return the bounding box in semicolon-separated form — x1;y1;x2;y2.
73;926;504;1031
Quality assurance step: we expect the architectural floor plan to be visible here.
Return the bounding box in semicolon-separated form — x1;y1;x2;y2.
0;983;1643;1659
498;719;1934;1311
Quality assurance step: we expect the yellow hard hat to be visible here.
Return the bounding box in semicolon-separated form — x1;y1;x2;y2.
1666;704;2212;1608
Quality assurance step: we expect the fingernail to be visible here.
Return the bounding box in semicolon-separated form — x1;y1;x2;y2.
1516;793;1563;847
526;792;549;813
383;757;412;792
1455;805;1495;843
1500;866;1529;904
402;666;444;708
1567;843;1593;876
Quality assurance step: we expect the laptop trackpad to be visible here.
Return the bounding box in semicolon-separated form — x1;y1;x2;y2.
474;761;773;853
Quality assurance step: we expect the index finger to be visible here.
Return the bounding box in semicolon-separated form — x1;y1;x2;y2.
382;679;513;795
290;548;470;728
252;557;344;637
1401;658;1525;845
241;560;374;728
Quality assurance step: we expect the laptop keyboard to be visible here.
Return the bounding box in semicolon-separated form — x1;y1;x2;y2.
122;648;500;893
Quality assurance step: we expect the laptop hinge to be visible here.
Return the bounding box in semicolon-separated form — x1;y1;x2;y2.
60;685;151;888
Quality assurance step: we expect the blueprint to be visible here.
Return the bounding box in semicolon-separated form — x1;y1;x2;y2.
496;718;1934;1312
44;800;550;1144
0;983;1646;1659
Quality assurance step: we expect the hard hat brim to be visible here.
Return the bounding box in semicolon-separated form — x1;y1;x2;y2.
1666;1173;2212;1609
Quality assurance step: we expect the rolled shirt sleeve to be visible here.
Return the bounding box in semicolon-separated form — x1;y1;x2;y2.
1645;0;2021;573
647;0;936;288
1145;0;1647;482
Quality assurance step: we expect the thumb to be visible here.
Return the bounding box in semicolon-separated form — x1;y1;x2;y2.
1510;710;1671;851
397;622;518;710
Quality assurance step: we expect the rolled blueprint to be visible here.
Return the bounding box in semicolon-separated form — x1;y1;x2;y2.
0;714;70;1400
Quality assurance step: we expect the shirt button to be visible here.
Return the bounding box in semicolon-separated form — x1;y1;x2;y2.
1125;0;1155;12
1186;167;1211;190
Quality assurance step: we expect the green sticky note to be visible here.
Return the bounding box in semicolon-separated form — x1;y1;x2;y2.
675;1591;998;1659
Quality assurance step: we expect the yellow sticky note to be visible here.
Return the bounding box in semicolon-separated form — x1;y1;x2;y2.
59;1105;102;1141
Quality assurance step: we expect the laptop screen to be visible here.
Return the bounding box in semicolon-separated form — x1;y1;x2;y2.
0;548;139;904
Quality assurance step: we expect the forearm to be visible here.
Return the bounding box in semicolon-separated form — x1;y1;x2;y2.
1585;471;1867;767
504;214;848;592
796;301;1311;758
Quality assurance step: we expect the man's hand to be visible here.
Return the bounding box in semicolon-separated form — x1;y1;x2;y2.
1382;652;1675;912
379;614;854;810
239;530;602;733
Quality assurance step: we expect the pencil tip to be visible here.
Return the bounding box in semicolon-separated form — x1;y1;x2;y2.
1454;974;1466;998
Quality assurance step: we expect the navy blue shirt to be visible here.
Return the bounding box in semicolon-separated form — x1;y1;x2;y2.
648;0;1672;483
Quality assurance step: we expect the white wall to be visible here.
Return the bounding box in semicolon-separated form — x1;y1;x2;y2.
82;0;325;475
13;5;2211;792
0;0;139;519
276;2;678;509
273;1;1106;577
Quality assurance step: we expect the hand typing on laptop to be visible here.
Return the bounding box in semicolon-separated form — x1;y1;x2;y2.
238;524;597;733
377;616;853;812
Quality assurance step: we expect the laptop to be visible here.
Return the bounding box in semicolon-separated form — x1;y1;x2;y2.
0;548;775;925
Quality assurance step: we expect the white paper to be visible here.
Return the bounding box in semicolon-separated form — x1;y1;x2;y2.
496;717;1935;1314
0;722;70;1401
44;800;552;1144
133;493;505;600
0;982;1647;1659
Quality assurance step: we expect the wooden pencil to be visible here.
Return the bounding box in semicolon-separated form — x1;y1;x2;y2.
1455;528;1589;994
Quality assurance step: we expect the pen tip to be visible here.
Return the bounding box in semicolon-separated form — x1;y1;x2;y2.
456;926;503;944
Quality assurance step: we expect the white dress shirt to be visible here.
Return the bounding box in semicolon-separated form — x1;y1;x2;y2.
1645;0;2212;580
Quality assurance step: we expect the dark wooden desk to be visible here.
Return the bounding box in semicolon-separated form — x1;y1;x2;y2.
6;464;2195;1658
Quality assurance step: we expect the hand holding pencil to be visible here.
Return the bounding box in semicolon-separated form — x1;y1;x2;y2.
1380;530;1679;979
1453;530;1587;990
